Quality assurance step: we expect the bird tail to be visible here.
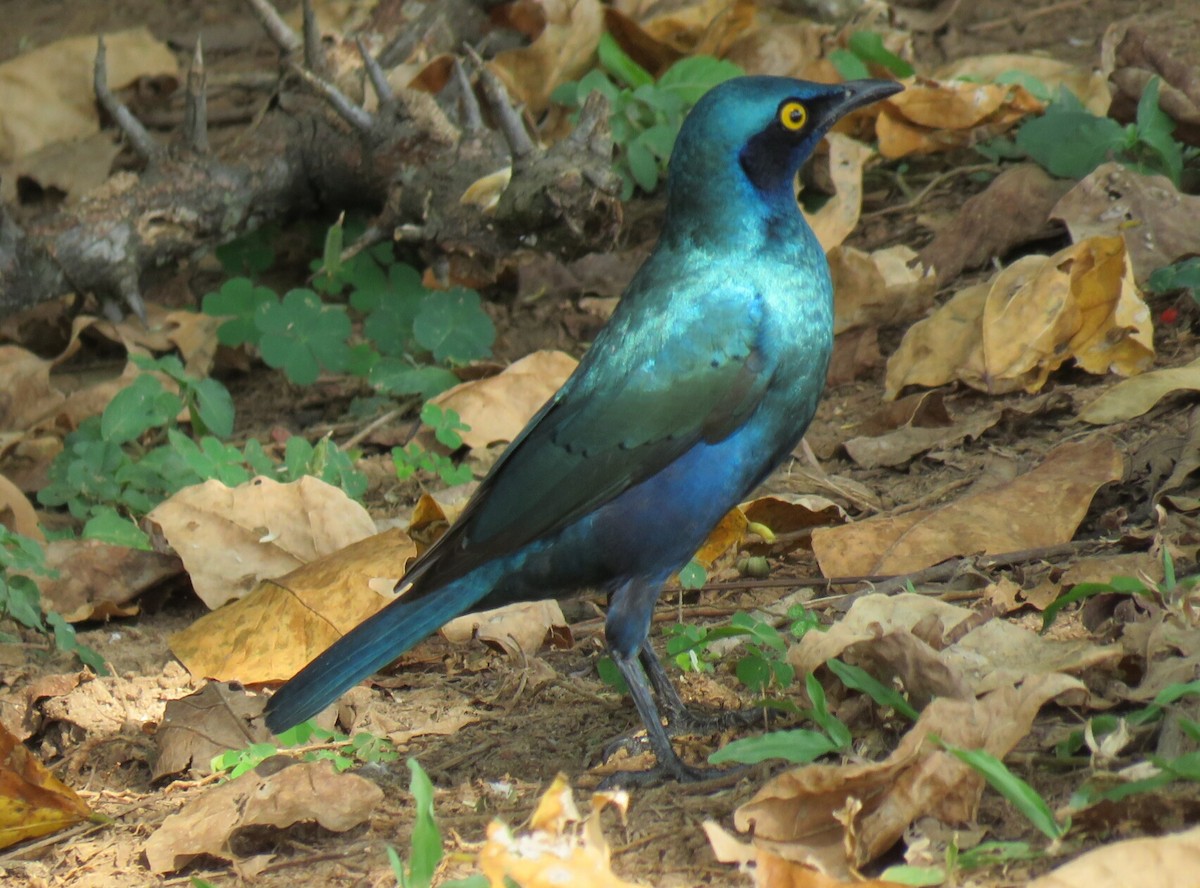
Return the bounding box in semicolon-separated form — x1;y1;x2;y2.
263;571;492;733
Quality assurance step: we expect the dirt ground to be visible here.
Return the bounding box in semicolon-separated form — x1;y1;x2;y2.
1;1;1198;886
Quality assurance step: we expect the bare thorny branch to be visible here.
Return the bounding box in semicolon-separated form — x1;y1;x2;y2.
0;0;623;320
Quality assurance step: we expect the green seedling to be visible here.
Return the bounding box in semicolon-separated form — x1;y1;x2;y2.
553;33;742;197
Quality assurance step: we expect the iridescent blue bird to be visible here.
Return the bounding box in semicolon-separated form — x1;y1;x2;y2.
265;75;902;783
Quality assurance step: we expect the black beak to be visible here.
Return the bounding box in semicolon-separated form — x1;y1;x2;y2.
835;79;904;115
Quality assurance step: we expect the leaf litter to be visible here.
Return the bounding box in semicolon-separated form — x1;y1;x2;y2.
1;0;1200;886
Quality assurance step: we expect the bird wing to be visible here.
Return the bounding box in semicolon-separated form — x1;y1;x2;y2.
410;282;772;588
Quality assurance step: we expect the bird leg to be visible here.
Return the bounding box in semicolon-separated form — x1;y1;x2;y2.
601;641;767;765
598;648;733;788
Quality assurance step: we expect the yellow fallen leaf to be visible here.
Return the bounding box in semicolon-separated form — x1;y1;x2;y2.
1028;824;1200;887
1080;356;1200;424
877;78;1043;158
0;722;92;849
432;350;578;449
491;0;605;114
830;244;936;335
811;435;1123;577
168;527;415;684
886;236;1154;398
804;133;875;253
148;476;378;609
935;54;1110;115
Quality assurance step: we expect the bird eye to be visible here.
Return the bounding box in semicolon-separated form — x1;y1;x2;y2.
779;101;807;131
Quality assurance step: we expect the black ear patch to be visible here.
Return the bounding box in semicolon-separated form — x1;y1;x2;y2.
739;125;800;192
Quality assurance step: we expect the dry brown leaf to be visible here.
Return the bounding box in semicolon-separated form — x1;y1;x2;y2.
790;592;1109;700
169;527;415;685
143;760;382;874
443;599;569;658
830;244;936;336
152;682;278;780
1024;551;1163;611
886;236;1154;399
0;29;177;163
1028;823;1200;887
742;494;847;539
1080;356;1200;424
491;0;605;114
431;351;578;449
478;773;643;887
1102;15;1200;146
0;473;41;539
812;436;1124;577
0;721;92;850
148;475;377;609
804;134;875;253
705;821;912;887
935;54;1110;115
844;392;1071;470
0;346;64;432
724;17;832;80
38;538;180;622
1053;162;1200;283
730;674;1083;878
0;132;123;207
917;163;1072;288
876;79;1043;158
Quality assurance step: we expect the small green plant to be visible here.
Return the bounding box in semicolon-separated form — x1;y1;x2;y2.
39;357;366;545
1147;257;1200;304
945;743;1069;842
203;220;495;395
1041;548;1197;632
829;31;914;81
553;33;742;197
393;404;474;486
386;758;490;888
980;75;1195;187
881;839;1041;886
0;528;107;673
213;719;399;779
709;673;850;765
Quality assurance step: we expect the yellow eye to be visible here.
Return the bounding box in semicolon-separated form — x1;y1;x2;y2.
779;101;807;131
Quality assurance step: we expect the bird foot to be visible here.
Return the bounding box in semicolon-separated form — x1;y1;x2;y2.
598;757;742;789
600;704;768;763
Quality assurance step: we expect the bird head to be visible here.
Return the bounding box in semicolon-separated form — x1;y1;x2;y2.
665;76;902;234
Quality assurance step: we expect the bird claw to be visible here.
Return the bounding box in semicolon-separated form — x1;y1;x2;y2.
598;758;742;789
600;703;767;762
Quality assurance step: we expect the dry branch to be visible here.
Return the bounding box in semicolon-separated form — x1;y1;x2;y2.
0;0;623;319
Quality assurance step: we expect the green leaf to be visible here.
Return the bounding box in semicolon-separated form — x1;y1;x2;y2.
190;377;235;438
412;288;495;364
405;759;443;888
46;612;109;674
202;277;277;347
371;360;461;399
2;574;45;630
597;32;653;89
596;655;628;693
709;728;840;765
994;70;1051;102
846;31;913;78
947;745;1066;840
101;375;181;444
626;137;660;193
679;559;707;590
829;49;869;81
215;225;277;276
878;865;946;887
256;288;353;385
807;673;851;749
83;508;151;550
1016;108;1125;179
655;55;743;105
362;264;427;357
827;658;920;721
